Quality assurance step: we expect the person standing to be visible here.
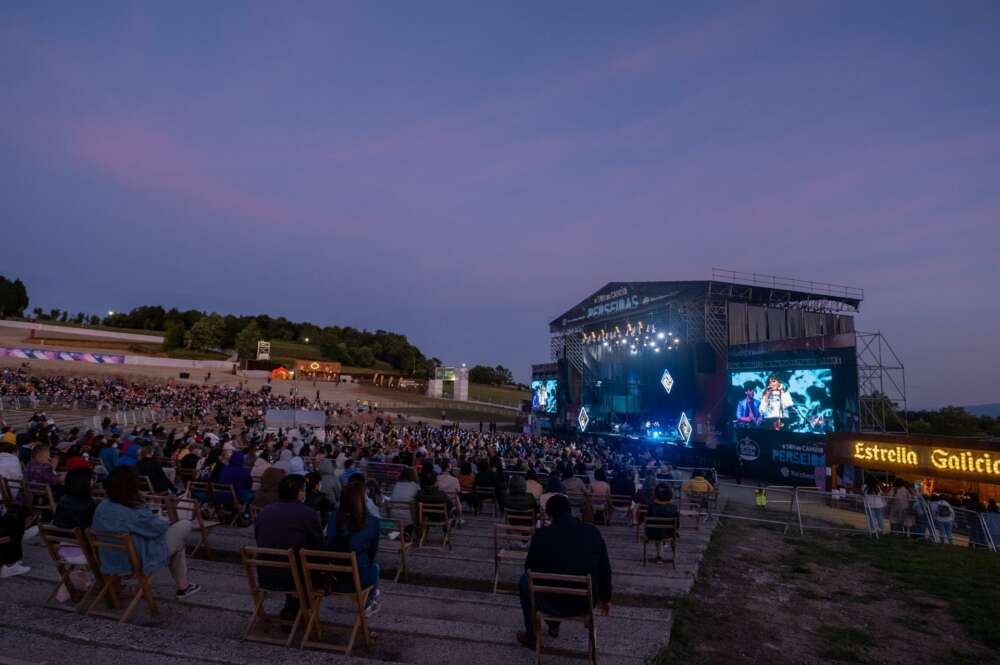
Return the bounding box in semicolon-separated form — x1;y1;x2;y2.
930;494;955;545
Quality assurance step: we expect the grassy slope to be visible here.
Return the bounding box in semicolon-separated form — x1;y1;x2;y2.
4;318;165;337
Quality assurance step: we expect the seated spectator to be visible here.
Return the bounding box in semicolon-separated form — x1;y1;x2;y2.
0;502;30;578
346;473;382;519
389;468;420;503
92;466;200;598
457;461;476;508
539;475;565;515
610;466;635;499
525;470;544;500
339;458;361;486
254;467;287;508
590;468;611;519
136;446;177;494
0;441;23;483
316;452;341;512
54;467;96;530
117;443;141;467
436;460;462;522
516;495;611;648
26;444;64;500
682;469;714;507
645;483;679;564
325;483;381;615
255;474;324;620
304;471;334;525
561;467;591;505
218;450;255;505
504;475;538;525
415;470;449;520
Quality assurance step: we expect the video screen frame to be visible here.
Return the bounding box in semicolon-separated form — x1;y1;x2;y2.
730;368;834;434
531;379;558;414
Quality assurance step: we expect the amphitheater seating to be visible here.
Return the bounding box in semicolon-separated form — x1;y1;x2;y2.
85;528;158;624
240;546;306;647
298;549;374;655
38;524;102;612
527;572;597;665
492;523;532;594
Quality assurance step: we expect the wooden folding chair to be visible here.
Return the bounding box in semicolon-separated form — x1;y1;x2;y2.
174;495;220;557
609;495;631;526
640;516;678;569
528;572;597;665
493;524;532;594
211;482;246;526
504;508;536;528
591;496;611;526
634;505;647;543
475;487;499;516
177;467;196;489
137;475;156;494
384;500;416;525
144;494;177;524
298;549;375;655
186;480;214;511
240;546;307;647
249;504;261;525
378;517;413;583
85;528;158;623
0;477;14;510
418;502;450;550
38;524;103;612
25;481;58;521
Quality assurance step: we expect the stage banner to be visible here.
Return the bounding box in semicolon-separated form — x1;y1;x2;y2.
731;429;827;484
0;346;125;364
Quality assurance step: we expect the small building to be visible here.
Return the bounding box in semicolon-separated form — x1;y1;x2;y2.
292;360;342;381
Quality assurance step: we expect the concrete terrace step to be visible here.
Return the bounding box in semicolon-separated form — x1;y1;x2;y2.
3;563;663;665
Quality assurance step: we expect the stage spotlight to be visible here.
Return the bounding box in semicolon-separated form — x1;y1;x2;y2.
654;347;660;353
657;332;665;340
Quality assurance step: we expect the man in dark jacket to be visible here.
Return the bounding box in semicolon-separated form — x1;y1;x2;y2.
517;494;612;647
254;475;324;619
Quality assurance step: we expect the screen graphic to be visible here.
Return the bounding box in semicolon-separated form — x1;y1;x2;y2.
531;379;558;413
730;369;834;434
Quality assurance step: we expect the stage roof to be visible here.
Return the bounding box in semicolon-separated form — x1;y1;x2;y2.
550;277;863;333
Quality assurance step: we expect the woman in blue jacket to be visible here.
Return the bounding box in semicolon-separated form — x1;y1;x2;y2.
92;466;201;598
325;483;380;615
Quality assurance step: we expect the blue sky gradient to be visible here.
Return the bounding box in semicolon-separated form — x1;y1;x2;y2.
2;1;998;408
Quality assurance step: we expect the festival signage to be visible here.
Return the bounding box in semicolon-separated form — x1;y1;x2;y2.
730;430;827;483
0;347;124;364
829;436;1000;482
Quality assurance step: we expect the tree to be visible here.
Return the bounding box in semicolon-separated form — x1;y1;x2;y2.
32;307;46;320
49;308;61;321
88;314;101;325
493;365;514;385
0;276;29;317
187;314;225;351
235;321;261;359
163;323;186;351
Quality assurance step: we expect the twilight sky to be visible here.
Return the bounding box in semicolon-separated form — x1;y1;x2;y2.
2;1;998;409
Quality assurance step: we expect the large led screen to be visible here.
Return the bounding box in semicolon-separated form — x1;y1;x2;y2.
730;368;834;434
531;379;558;413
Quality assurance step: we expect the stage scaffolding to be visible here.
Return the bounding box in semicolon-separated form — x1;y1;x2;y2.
856;331;908;433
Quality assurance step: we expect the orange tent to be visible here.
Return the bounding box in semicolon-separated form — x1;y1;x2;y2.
271;366;291;380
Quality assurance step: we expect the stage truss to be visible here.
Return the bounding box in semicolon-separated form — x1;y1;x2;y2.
856;331;908;433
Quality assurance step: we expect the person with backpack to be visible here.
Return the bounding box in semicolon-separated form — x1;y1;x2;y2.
930;494;955;545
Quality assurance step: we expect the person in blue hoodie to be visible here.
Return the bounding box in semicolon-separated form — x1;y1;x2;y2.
217;450;255;518
98;440;120;475
117;443;141;467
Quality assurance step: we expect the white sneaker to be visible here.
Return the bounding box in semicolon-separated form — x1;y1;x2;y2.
1;563;31;578
23;526;39;540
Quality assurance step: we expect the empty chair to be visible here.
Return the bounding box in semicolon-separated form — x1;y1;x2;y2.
38;524;103;612
493;524;533;594
298;549;375;655
240;546;307;647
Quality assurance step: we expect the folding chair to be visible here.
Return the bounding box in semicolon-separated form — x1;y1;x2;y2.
211;482;246;526
186;479;215;516
384;500;416;524
504;509;536;529
38;524;103;612
174;495;220;557
527;572;597;665
634;505;647;543
475;486;499;517
418;502;450;550
591;496;611;526
25;481;58;521
144;494;177;524
249;504;261;525
640;516;678;569
85;529;158;623
0;477;13;509
493;524;532;594
298;549;375;655
378;517;413;582
609;495;631;526
240;546;307;647
137;475;156;494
